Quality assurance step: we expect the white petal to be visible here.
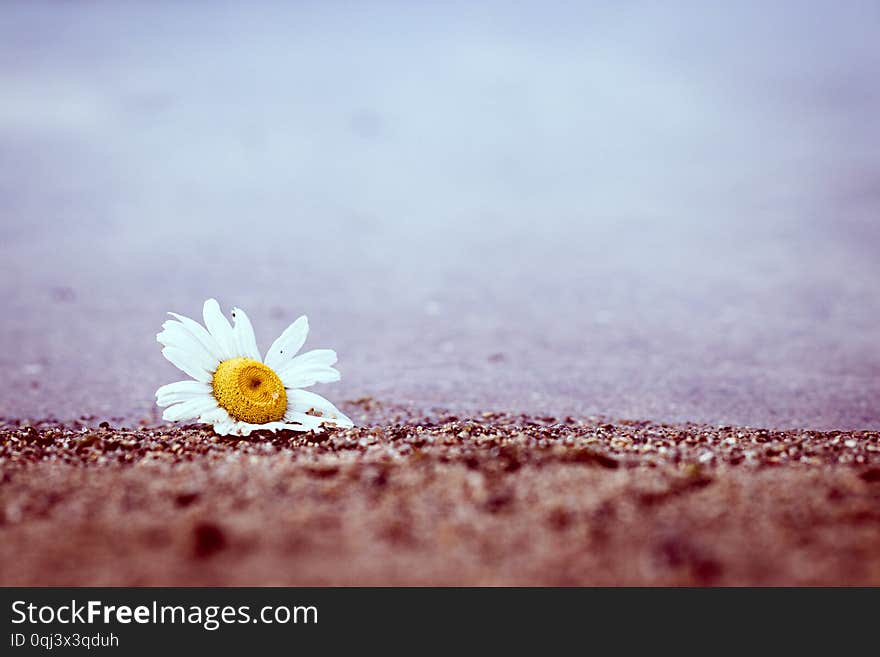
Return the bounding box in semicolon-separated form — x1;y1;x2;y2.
156;380;212;407
194;405;234;433
277;419;325;433
278;348;339;387
280;364;340;389
168;311;225;363
202;298;236;359
231;307;261;361
227;419;323;436
283;410;330;431
161;347;212;382
213;416;236;436
264;315;308;371
286;389;354;428
157;321;218;373
156;321;197;353
283;366;341;390
278;348;336;374
199;406;229;424
231;421;253;436
162;396;218;422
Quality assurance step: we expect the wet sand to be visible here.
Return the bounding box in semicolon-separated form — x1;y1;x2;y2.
2;405;879;586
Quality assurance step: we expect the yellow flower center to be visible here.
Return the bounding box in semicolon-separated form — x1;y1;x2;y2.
212;357;287;424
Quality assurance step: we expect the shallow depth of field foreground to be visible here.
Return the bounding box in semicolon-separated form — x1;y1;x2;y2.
1;2;879;586
2;406;879;586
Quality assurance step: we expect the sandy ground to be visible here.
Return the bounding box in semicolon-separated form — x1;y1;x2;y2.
2;406;879;586
1;2;879;430
1;3;879;586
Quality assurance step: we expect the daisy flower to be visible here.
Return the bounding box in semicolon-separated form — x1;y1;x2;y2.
155;299;353;436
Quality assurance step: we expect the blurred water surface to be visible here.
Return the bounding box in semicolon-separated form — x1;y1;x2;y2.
1;1;878;427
